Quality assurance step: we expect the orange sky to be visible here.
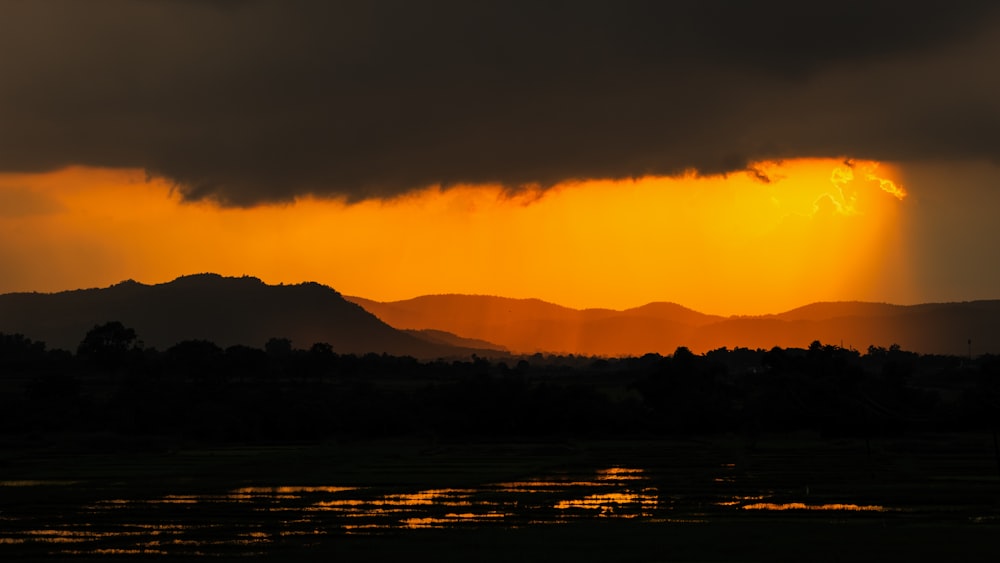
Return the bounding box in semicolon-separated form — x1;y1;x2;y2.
0;158;917;315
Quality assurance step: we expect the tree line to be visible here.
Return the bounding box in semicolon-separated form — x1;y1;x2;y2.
1;321;998;445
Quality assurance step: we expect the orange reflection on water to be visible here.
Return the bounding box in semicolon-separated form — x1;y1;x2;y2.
714;495;767;507
308;487;480;526
742;502;888;512
235;531;271;544
380;489;477;506
401;512;507;529
310;499;368;509
306;468;657;528
495;467;648;492
313;488;475;511
553;491;658;517
232;485;357;495
25;529;119;543
64;548;170;556
596;467;646;481
154;495;200;504
1;463;926;557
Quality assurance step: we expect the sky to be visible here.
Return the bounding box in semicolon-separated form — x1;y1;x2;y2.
1;1;999;315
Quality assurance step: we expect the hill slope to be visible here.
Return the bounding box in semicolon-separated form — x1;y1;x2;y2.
347;294;723;356
347;294;1000;356
0;274;481;358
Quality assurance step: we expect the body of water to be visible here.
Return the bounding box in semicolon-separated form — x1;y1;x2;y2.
3;438;999;559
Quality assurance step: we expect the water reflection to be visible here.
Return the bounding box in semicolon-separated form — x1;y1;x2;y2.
597;467;646;480
554;492;658;517
742;502;889;512
399;512;507;529
233;485;357;495
308;470;661;532
0;463;948;558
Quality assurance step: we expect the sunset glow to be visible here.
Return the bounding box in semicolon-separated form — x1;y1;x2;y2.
4;5;1000;562
0;158;912;315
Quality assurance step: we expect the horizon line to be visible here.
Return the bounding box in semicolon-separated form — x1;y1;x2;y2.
4;272;999;319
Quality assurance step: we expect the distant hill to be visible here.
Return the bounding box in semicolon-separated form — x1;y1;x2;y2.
0;275;489;358
4;277;997;357
346;294;723;356
346;294;1000;356
402;329;509;353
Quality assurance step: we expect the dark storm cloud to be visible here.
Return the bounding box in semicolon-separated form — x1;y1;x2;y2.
1;0;999;205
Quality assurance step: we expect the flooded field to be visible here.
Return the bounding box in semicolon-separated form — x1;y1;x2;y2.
2;435;999;561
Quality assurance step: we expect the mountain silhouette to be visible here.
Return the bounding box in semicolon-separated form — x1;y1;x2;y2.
0;274;487;358
402;329;509;353
346;294;723;356
4;277;997;357
346;294;1000;356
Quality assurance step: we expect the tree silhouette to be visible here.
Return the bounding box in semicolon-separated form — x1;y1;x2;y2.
224;344;270;383
167;339;225;384
265;337;293;358
307;342;336;382
77;321;140;372
0;333;47;372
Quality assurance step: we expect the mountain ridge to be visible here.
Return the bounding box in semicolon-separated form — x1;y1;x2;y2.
2;275;998;357
0;274;490;358
346;294;1000;356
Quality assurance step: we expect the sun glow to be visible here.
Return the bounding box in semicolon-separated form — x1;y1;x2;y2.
0;158;911;315
825;159;907;216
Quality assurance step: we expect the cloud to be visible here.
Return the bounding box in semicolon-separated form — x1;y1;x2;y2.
1;0;998;205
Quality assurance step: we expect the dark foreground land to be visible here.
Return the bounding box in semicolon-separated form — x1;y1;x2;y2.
2;434;999;562
3;331;1000;560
